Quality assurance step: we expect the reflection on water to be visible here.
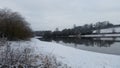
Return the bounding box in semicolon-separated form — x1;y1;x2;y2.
39;37;120;55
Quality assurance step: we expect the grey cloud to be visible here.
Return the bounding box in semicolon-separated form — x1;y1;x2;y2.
0;0;120;31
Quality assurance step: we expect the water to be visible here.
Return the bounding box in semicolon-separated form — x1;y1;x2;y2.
39;37;120;55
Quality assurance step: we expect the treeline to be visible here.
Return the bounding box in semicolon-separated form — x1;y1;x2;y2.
35;21;114;38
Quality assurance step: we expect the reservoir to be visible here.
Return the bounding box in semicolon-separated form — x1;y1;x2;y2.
39;37;120;55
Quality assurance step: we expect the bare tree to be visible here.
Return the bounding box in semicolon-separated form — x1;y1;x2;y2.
0;8;33;40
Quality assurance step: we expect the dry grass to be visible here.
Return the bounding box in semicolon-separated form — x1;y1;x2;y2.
0;38;70;68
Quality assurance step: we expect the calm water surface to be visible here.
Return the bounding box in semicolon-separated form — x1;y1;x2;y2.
39;37;120;55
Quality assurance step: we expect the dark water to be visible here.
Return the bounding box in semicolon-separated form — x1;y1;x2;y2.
38;37;120;55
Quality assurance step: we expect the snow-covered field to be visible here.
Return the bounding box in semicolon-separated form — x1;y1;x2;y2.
93;27;120;33
82;34;120;37
84;27;120;38
31;38;120;68
2;38;119;68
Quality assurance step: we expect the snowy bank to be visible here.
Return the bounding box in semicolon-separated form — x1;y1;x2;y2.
31;38;120;68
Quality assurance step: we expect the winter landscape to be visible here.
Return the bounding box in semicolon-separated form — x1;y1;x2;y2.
0;0;120;68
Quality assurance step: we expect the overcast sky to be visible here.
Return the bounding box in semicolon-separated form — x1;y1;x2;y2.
0;0;120;31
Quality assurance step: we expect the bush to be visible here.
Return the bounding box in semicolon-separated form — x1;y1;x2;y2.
0;38;70;68
0;8;33;40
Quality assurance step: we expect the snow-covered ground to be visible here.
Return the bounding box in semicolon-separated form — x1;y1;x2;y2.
81;34;120;37
31;38;120;68
93;27;120;33
3;38;119;68
85;27;120;38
